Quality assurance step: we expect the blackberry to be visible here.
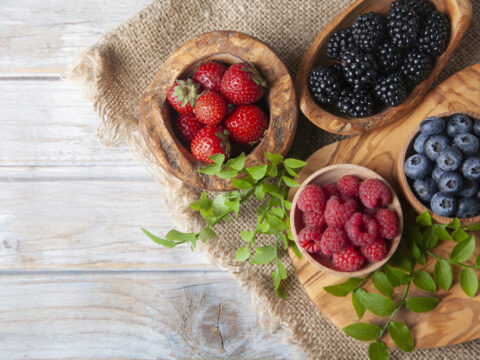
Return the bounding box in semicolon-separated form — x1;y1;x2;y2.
374;73;408;107
377;41;404;73
418;11;450;57
341;48;378;90
401;51;433;84
308;66;342;104
391;0;434;19
387;6;420;49
351;12;386;51
327;29;355;61
337;88;375;118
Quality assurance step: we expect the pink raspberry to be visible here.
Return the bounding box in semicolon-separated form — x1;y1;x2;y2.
324;195;358;228
337;175;361;199
302;211;327;228
333;246;365;272
361;238;388;262
375;209;399;239
320;227;348;256
322;183;339;200
297;226;323;253
297;185;325;213
359;178;392;209
344;212;378;247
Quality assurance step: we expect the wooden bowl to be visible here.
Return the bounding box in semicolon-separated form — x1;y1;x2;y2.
397;111;480;226
139;31;297;191
295;0;472;136
290;164;403;278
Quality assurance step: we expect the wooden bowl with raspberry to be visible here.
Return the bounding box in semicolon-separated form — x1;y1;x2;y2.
290;164;403;278
139;31;297;190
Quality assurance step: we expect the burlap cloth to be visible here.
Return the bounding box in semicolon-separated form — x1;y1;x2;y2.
69;1;480;358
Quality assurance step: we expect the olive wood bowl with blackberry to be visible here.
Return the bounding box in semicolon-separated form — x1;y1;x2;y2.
295;0;472;136
397;111;480;227
139;31;297;191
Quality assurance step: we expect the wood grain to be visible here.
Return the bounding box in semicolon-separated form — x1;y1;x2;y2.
295;0;472;135
288;63;480;348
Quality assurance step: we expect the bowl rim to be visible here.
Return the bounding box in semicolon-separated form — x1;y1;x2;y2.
290;163;403;278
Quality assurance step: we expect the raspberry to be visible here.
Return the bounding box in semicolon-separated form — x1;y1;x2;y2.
325;195;358;228
322;183;339;200
333;246;365;272
302;212;327;228
297;226;323;253
297;185;326;213
361;239;388;262
359;178;392;209
320;227;348;256
375;209;399;239
337;175;361;198
345;212;378;247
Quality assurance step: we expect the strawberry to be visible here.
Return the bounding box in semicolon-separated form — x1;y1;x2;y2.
167;79;200;114
220;63;267;105
175;113;204;144
193;61;227;92
224;104;267;144
191;125;230;163
195;90;227;125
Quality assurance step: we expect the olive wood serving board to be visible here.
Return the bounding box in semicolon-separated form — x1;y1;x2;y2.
288;63;480;348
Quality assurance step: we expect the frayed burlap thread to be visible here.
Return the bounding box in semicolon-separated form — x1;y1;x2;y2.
68;0;480;358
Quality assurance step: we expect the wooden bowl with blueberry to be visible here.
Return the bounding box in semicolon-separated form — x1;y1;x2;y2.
295;0;471;135
139;31;297;191
398;112;480;226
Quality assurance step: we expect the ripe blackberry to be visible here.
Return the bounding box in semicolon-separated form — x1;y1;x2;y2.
337;88;375;118
327;29;355;61
351;12;386;51
401;50;433;84
377;41;403;73
391;0;434;19
387;5;420;49
341;48;378;90
374;73;408;107
308;66;342;105
418;11;450;57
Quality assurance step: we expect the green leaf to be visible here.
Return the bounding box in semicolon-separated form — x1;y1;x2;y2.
275;284;289;299
460;268;478;297
343;322;382;341
142;228;177;248
288;239;302;259
368;340;390;360
416;211;432;226
189;191;211;211
467;223;480;231
217;169;238;179
198;227;217;243
284;165;299;177
165;229;197;247
240;230;255;244
452;228;469;242
406;297;439;313
250;246;276;265
385;265;409;287
284;158;307;169
413;270;436;293
212;193;230;217
266;214;288;231
282;176;299;187
283;200;292;210
422;227;438;249
257;222;271;234
447;217;461;228
278;233;288;249
433;224;452;241
208;153;225;165
232;178;253;189
225;152;245;171
269;207;284;219
372;271;393;298
198;163;221;175
323;278;363;297
411;241;422;260
265;153;284;165
262;183;284;199
417;250;427;265
277;259;287;279
406;225;422;246
450;236;475;262
246;165;268;181
362;292;396;316
236;246;250;262
266;163;278;177
352;289;366;319
434;259;453;291
390;250;412;272
388;322;414;352
255;184;266;201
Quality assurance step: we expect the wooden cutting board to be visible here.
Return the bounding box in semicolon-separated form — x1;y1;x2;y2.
288;63;480;348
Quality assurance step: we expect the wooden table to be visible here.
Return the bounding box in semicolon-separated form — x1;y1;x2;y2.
0;2;304;358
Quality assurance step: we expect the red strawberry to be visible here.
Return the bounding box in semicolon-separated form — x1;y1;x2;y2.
191;125;230;163
220;63;267;105
167;79;200;114
193;61;227;92
195;90;227;125
224;104;267;144
175;113;204;143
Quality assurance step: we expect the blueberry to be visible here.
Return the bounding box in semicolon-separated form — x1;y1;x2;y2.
405;154;432;180
453;133;479;155
438;172;463;194
432;164;446;184
456;198;480;218
447;113;473;137
462;156;480;180
420;117;445;135
413;133;429;154
413;178;438;202
424;135;450;161
474;118;480;136
436;147;463;172
459;178;479;197
430;192;457;217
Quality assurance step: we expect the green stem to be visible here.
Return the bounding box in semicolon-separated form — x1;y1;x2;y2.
354;272;373;291
426;249;480;271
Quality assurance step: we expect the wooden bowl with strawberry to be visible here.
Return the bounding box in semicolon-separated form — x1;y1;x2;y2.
139;31;298;190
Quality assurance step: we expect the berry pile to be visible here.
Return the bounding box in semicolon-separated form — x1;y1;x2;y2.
308;0;450;118
405;113;480;218
296;175;399;272
167;61;268;163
